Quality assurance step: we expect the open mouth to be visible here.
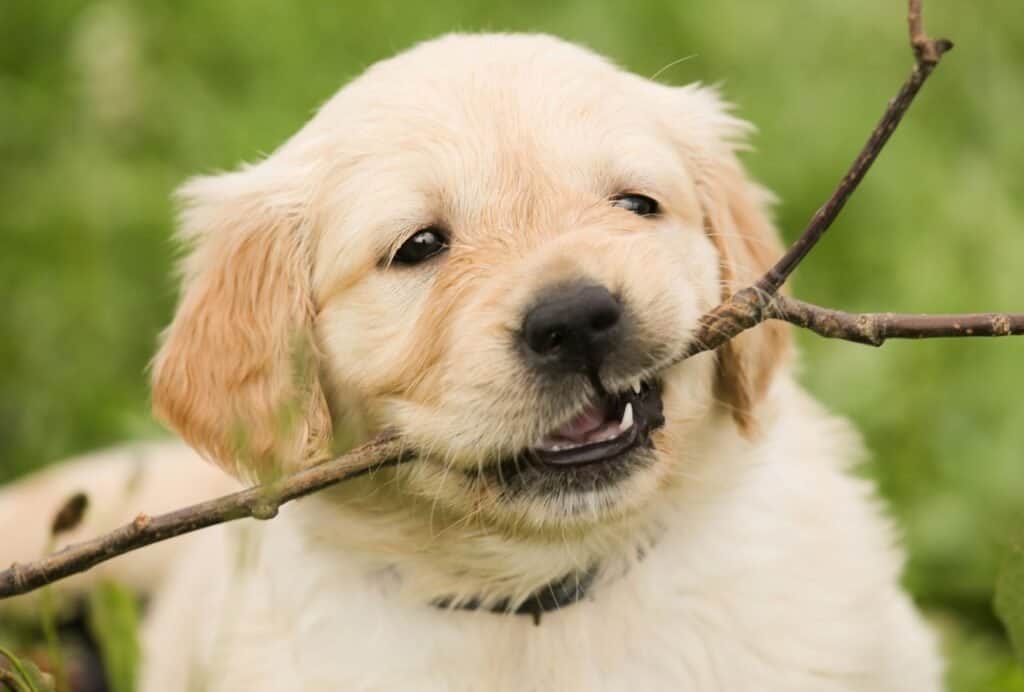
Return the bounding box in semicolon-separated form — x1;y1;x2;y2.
481;377;666;495
530;378;665;468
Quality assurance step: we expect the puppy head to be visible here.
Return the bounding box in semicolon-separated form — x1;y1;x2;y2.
152;34;788;529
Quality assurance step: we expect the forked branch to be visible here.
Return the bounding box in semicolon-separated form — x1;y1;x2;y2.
675;1;1017;361
0;0;1020;601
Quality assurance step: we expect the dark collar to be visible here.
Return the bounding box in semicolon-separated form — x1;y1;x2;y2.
434;567;597;626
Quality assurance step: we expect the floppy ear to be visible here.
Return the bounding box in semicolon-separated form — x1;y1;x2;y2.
151;166;332;480
676;85;792;432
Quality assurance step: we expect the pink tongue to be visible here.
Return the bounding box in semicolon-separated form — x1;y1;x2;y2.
553;402;609;443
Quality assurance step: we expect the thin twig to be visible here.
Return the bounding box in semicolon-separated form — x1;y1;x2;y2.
909;0;952;65
679;288;1024;359
0;434;412;599
769;296;1024;347
0;0;1019;602
756;1;952;295
676;0;959;362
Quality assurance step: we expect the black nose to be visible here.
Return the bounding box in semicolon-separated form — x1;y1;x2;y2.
521;282;622;372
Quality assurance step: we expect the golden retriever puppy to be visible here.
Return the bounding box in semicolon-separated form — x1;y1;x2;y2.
4;33;943;690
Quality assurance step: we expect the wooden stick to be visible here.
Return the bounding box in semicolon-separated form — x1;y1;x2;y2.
1;0;1018;602
0;434;411;599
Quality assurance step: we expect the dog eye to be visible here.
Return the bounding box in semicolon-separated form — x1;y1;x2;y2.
611;194;660;217
392;227;449;266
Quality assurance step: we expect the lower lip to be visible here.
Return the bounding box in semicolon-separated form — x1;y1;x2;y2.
531;421;643;468
485;436;656;495
482;385;665;489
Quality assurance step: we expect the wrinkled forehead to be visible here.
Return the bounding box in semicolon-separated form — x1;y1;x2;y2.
301;36;703;276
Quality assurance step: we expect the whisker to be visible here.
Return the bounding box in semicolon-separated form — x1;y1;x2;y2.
650;54;698;82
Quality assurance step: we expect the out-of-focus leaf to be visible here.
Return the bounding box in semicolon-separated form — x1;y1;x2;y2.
996;534;1024;662
86;582;140;692
15;661;55;692
37;588;63;692
0;646;55;692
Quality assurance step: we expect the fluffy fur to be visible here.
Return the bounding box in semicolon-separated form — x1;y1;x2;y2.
2;34;942;690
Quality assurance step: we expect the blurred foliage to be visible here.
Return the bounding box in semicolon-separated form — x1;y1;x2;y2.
0;645;56;692
0;1;1021;690
997;533;1024;663
86;583;139;692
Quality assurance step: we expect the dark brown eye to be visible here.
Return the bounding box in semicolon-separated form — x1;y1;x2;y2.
392;227;449;266
611;194;660;217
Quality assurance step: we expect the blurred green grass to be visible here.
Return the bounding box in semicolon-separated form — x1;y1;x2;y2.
1;1;1021;689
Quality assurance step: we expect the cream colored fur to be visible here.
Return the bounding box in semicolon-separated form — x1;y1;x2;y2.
0;443;238;618
1;33;942;691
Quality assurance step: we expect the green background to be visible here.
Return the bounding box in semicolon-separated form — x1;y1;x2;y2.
1;1;1021;689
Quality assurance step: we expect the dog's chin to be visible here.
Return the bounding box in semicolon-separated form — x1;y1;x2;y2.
437;377;668;530
387;376;671;533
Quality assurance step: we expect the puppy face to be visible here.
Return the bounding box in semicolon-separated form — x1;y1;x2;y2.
152;34;788;535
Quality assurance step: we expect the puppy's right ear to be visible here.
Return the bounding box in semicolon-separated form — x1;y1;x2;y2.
151;165;331;480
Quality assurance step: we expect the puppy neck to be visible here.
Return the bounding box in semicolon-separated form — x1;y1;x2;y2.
433;564;599;625
288;475;665;614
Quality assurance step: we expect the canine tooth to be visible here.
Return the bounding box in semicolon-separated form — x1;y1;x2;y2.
620;402;634;431
631;380;642;395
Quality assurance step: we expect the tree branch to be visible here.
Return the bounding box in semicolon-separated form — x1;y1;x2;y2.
675;0;968;362
0;0;1019;602
769;296;1024;347
0;434;412;599
755;0;952;295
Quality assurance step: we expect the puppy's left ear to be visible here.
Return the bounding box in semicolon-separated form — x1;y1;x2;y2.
151;164;332;479
671;85;792;432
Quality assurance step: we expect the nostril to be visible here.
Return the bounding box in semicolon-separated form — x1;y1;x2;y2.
537;326;565;354
589;306;619;333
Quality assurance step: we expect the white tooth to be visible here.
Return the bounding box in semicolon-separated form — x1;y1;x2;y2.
619;402;634;431
631;380;642;395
